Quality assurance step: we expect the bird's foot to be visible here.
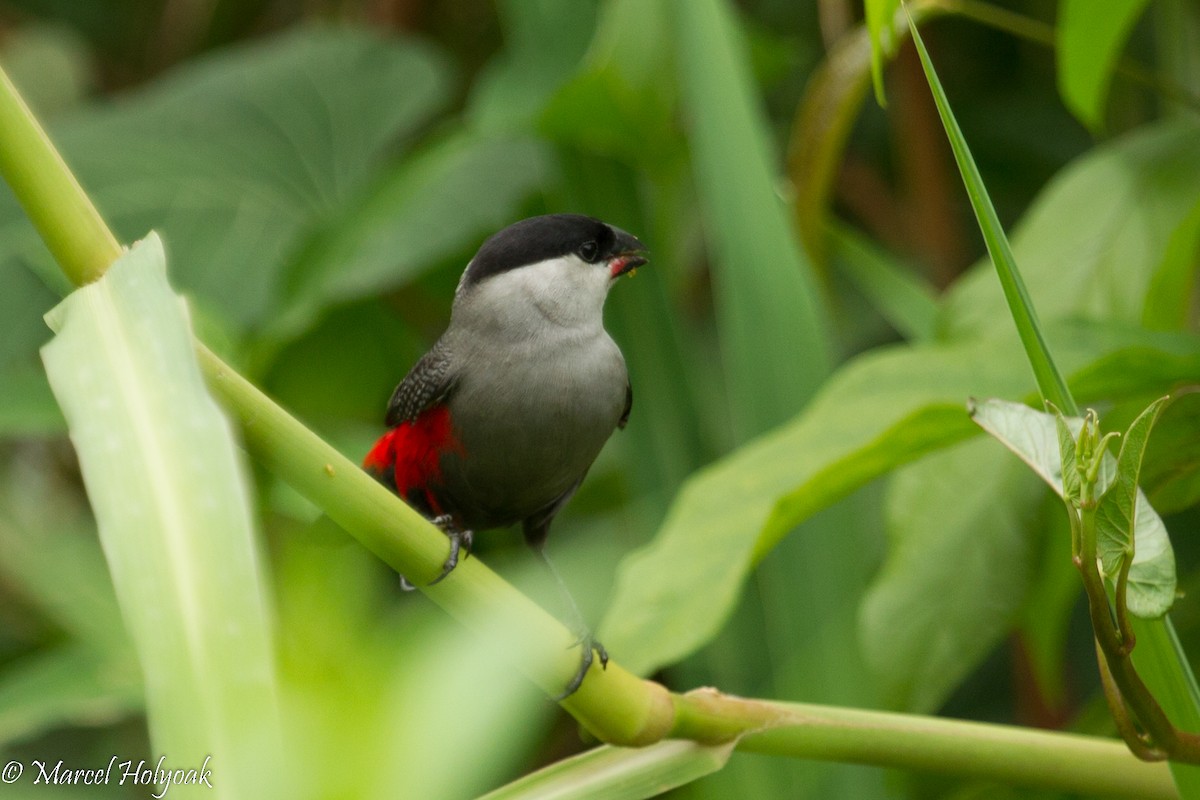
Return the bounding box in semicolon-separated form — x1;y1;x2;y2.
399;516;473;591
554;632;609;700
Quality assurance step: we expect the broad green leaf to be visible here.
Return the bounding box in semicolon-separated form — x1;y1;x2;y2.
1057;0;1151;130
941;119;1200;341
969;397;1175;618
601;341;979;676
1095;397;1172;617
861;439;1044;713
1141;391;1200;513
468;0;598;133
275;132;552;339
601;325;1198;676
475;741;735;800
1017;505;1079;713
0;466;124;649
540;0;676;168
828;223;939;342
1143;194;1200;331
605;325;1200;676
0;239;63;408
674;0;831;440
0;644;141;747
366;615;553;800
2;26;452;335
40;235;282;797
0;463;141;747
0;367;62;435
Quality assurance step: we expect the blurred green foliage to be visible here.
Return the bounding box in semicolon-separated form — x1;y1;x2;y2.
1;0;1198;797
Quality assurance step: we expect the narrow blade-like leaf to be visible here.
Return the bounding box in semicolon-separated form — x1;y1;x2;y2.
905;7;1074;415
675;0;831;440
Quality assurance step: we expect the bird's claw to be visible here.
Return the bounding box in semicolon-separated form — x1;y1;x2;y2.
429;526;473;585
554;633;608;700
399;518;473;590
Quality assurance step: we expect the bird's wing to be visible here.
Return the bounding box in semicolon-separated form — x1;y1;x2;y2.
618;381;633;430
385;339;458;427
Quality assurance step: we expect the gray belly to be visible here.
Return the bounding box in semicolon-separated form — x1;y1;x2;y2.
437;334;626;529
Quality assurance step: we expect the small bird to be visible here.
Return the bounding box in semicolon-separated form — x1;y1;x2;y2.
363;213;647;697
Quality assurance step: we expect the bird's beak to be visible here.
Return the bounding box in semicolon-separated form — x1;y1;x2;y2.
609;227;648;279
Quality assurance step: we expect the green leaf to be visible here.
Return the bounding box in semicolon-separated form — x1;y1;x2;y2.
906;7;1073;414
861;438;1044;712
1143;194;1200;331
1141;391;1200;513
1057;0;1151;131
1095;397;1173;617
828;223;939;342
540;0;677;168
475;741;735;800
1055;410;1081;504
0;644;142;747
674;0;832;440
468;0;598;132
603;326;1200;676
275;132;552;340
864;0;902;105
40;235;282;795
969;398;1104;494
4;26;452;334
0;467;124;649
1017;505;1079;713
969;397;1175;618
941;120;1200;341
0;366;62;435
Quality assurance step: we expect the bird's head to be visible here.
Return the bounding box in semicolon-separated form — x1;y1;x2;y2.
453;214;647;332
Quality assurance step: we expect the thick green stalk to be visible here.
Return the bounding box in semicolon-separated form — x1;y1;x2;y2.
672;691;1174;798
0;69;120;284
194;344;675;745
0;58;1181;798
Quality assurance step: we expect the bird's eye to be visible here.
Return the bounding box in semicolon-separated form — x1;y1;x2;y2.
578;240;600;263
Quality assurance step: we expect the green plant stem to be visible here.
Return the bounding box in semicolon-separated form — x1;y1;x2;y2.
194;343;675;746
0;56;1182;799
0;69;121;285
672;691;1175;799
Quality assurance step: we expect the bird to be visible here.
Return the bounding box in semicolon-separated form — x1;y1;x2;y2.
363;213;647;697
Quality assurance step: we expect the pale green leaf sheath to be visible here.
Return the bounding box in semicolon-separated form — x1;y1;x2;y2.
41;235;283;799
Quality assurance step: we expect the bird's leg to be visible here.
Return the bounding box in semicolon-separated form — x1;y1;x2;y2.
532;545;609;699
399;514;474;591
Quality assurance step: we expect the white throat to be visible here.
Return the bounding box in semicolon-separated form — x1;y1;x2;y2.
454;255;612;338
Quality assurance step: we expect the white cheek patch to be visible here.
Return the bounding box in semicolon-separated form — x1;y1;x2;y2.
478;255;611;329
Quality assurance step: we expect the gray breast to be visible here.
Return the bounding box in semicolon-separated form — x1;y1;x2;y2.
439;328;627;529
